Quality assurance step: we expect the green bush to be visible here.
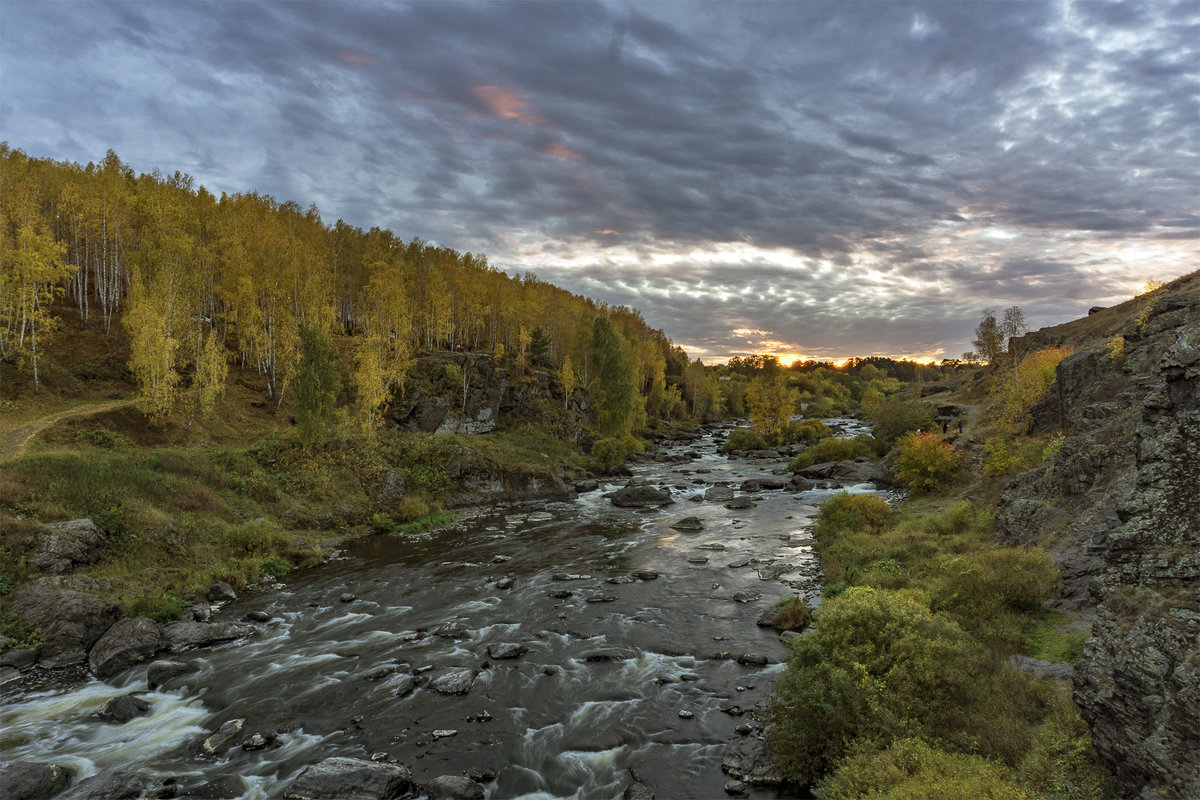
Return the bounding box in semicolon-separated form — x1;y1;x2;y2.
934;547;1060;623
591;437;631;472
772;596;811;631
722;427;766;452
225;518;287;556
790;435;874;470
983;435;1065;477
129;594;190;624
894;431;960;493
0;613;45;649
863;396;934;446
767;587;986;784
814;492;894;542
817;738;1031;800
791;418;831;441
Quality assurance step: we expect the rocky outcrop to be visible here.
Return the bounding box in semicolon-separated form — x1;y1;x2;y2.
6;576;121;669
89;617;162;679
0;761;75;799
29;518;104;574
995;271;1200;800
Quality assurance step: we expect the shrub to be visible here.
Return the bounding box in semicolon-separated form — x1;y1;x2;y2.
789;436;873;470
722;427;766;452
225;518;287;556
934;547;1060;624
791;418;831;441
767;588;986;784
817;738;1030;800
129;594;190;624
895;432;960;493
814;491;894;541
863;396;934;446
772;596;811;632
983;434;1065;477
591;437;631;472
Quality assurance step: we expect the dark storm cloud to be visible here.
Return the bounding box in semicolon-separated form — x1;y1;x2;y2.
2;0;1196;359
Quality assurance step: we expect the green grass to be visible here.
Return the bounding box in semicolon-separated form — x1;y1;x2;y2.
1024;609;1089;663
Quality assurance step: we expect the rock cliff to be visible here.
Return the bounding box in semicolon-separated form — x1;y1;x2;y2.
996;271;1199;799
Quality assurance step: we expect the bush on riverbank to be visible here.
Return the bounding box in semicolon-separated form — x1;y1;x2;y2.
894;431;961;493
788;434;877;470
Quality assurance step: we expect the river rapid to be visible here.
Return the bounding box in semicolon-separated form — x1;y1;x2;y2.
2;419;885;799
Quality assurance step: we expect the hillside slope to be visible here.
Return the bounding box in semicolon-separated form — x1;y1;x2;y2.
996;271;1199;799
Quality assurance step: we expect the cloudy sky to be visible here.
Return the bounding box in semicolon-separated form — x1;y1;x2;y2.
3;1;1196;362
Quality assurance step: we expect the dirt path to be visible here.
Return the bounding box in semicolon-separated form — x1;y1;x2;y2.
0;399;135;462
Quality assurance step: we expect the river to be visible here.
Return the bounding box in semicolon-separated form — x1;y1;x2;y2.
1;419;885;799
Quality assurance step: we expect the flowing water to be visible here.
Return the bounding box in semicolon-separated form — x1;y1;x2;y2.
2;420;886;799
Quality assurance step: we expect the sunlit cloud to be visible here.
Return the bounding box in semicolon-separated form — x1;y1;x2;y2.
471;85;547;125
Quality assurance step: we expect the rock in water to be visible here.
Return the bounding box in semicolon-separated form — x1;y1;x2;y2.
704;485;734;502
724;497;754;509
201;718;245;758
57;770;145;800
282;757;413;800
89;617;163;679
206;581;237;603
487;643;527;660
622;782;655;800
98;693;151;724
0;762;74;800
147;659;198;690
161;621;248;652
609;485;673;507
426;775;483;800
429;668;477;695
721;737;782;786
669;516;704;531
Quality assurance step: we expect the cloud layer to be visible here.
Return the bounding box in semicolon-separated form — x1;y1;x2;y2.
3;0;1196;361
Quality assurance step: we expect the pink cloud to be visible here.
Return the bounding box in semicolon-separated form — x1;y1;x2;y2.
471;85;546;125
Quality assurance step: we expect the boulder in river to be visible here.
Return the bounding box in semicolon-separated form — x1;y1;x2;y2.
737;653;769;667
0;761;75;799
584;648;636;662
429;667;477;695
486;643;527;660
282;757;413;800
98;693;151;724
29;518;104;574
57;770;145;800
426;775;484;800
201;718;245;758
721;736;782;786
206;581;237;603
162;621;249;653
669;516;704;531
574;479;600;493
795;459;890;484
147;659;199;690
704;484;734;502
724;497;754;509
609;485;673;507
89;617;163;679
632;570;659;581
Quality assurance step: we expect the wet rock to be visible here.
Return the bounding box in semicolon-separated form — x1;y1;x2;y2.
727;560;750;568
606;575;635;585
669;516;704;531
89;617;163;679
339;593;357;603
734;723;754;735
795;460;890;485
433;622;469;639
757;564;793;581
704;484;734;502
147;659;198;690
181;776;245;799
780;631;802;644
241;731;277;750
205;581;237;603
632;570;659;581
610;485;673;508
429;667;477;695
494;578;514;590
678;710;694;719
737;653;768;667
362;666;398;680
724;780;748;797
731;591;761;604
201;718;245;758
162;621;248;653
756;608;777;627
0;665;21;686
282;757;413;800
465;766;496;782
466;710;492;722
98;693;151;724
0;761;74;799
187;603;212;623
6;577;121;669
721;736;782;786
724;497;754;510
622;782;655;800
548;589;573;599
486;643;527;660
57;770;144;800
586;594;617;603
426;775;483;800
491;555;511;563
393;674;417;697
30;518;104;574
1;646;37;670
697;543;726;551
551;573;592;581
687;556;709;564
739;479;785;492
574;480;600;493
584;648;636;662
243;610;271;623
431;729;458;740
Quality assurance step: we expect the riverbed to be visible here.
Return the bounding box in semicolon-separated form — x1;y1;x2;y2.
2;420;886;799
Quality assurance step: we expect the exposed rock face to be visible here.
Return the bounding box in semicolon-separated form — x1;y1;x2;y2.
29;518;104;574
995;272;1200;800
89;617;162;679
282;757;413;800
6;576;121;669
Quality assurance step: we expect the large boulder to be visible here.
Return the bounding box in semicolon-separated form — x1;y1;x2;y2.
0;761;75;800
282;757;413;800
721;737;782;786
6;577;121;669
89;617;163;679
147;659;199;690
795;459;890;485
29;519;104;574
429;667;477;695
426;775;484;800
609;485;673;508
704;484;734;502
98;693;151;724
57;771;144;800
